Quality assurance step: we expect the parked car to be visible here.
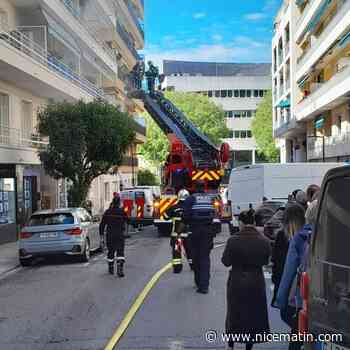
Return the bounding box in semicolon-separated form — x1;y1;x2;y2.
18;208;102;266
299;165;350;350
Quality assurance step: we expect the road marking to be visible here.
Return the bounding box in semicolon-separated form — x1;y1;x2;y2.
104;262;172;350
104;240;226;349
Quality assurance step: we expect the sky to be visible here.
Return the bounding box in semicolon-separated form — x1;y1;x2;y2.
142;0;282;70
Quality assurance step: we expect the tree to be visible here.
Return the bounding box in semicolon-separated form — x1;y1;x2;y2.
139;91;230;165
137;169;160;186
251;90;280;162
37;100;135;207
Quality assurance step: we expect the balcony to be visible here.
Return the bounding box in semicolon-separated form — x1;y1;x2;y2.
0;29;104;99
296;63;350;120
0;125;48;150
307;132;350;159
273;117;304;138
116;22;140;62
124;0;144;39
296;0;350;80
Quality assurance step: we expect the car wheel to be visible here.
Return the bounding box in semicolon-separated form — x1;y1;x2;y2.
19;258;32;267
80;239;90;262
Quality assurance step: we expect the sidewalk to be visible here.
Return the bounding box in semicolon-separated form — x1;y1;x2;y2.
0;241;20;276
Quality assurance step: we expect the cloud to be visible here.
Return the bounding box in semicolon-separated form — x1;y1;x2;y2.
244;12;267;21
212;34;223;41
233;35;268;48
162;35;176;42
143;43;271;72
185;38;198;44
263;0;279;12
193;12;206;19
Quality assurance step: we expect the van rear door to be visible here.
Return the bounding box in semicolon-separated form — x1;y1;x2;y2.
310;172;350;347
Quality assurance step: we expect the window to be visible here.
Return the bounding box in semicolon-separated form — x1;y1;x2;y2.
21;101;33;140
241;130;247;138
336;116;342;135
254;90;259;97
247;111;252;118
104;182;110;202
0;10;9;31
29;213;74;226
208;90;213;97
228;90;233;98
246;90;251;98
234;112;241;118
239;90;246;98
215;90;220;97
247;130;252;138
228;130;234;138
0;92;9;128
259;90;264;97
226;111;233;118
241;111;247;118
234;90;239;98
234;131;240;138
221;90;227;98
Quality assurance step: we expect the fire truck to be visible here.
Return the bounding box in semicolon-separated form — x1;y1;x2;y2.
130;70;230;236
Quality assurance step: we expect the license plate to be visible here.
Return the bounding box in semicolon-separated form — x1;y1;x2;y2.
40;232;58;239
322;343;349;350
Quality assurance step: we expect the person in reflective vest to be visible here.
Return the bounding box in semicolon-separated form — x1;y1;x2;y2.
183;181;216;294
163;189;193;273
99;195;128;276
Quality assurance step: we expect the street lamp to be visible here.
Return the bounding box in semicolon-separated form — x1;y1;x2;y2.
307;135;325;162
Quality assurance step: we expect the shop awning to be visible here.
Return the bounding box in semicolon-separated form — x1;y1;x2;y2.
277;99;291;109
338;30;350;48
296;0;307;7
315;116;325;129
299;0;333;42
297;73;310;88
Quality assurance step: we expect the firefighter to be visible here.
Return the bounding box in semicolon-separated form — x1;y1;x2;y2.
99;195;128;276
184;181;216;294
163;189;193;273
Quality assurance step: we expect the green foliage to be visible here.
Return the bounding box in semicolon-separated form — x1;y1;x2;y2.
137;169;160;186
251;90;280;162
38;100;135;206
139;91;230;165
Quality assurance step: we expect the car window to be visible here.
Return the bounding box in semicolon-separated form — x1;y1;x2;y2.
29;213;74;226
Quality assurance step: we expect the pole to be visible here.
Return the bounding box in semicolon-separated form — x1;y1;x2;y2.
322;136;325;163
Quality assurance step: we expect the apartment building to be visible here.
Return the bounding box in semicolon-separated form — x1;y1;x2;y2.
0;0;145;243
162;60;271;171
273;0;350;163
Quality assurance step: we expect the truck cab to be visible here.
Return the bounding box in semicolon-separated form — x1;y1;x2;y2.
305;166;350;349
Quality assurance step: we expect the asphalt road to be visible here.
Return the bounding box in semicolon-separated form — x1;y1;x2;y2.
0;226;289;350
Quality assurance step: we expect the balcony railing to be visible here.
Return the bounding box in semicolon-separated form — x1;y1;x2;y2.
124;0;144;38
274;118;301;138
60;0;117;64
0;125;48;149
307;132;350;159
116;22;140;61
0;29;104;98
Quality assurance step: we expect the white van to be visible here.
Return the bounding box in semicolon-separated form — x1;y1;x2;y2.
228;163;345;228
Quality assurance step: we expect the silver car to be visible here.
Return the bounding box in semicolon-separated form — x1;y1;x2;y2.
18;208;102;266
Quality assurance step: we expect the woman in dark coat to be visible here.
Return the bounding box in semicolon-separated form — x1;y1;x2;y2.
222;211;271;350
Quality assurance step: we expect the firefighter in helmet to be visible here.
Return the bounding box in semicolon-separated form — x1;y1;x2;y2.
99;195;128;276
163;189;193;273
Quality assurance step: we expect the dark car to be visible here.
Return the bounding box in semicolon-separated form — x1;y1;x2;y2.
302;166;350;349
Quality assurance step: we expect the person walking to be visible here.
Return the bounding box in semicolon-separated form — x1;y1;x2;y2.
99;195;128;276
184;182;216;294
222;211;271;350
275;203;307;350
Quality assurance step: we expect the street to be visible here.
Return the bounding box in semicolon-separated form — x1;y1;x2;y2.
0;226;289;350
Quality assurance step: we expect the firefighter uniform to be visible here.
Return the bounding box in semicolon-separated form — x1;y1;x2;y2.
163;191;192;273
184;191;215;294
99;197;128;276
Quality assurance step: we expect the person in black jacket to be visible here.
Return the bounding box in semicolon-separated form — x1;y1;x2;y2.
222;210;271;350
99;195;128;276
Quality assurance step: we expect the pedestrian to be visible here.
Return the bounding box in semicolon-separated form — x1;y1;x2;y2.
222;210;271;350
163;188;193;273
275;203;307;350
295;190;308;211
306;184;320;204
99;195;128;276
183;181;216;294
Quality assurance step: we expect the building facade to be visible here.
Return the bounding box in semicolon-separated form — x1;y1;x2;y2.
272;0;350;163
162;60;271;170
0;0;145;243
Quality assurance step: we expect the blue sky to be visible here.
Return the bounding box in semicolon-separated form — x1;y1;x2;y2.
143;0;282;70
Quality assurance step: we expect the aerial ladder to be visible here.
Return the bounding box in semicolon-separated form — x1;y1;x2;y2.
129;62;230;236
